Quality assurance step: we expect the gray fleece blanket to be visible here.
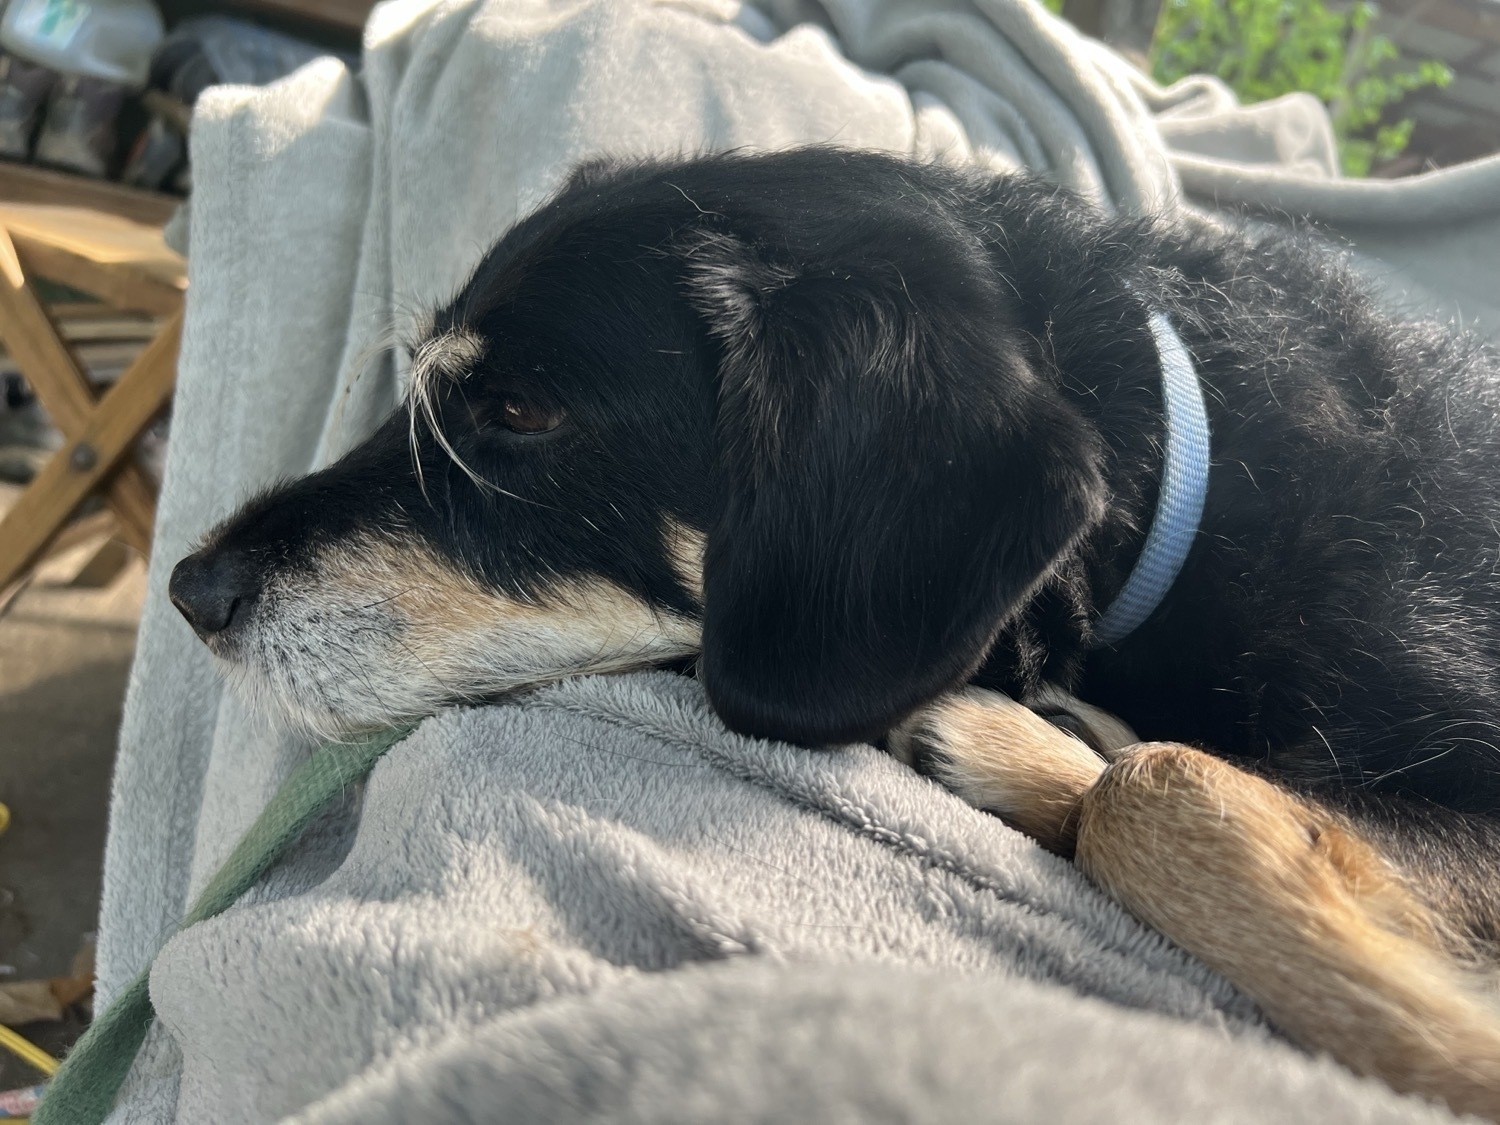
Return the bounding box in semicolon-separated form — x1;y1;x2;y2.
100;0;1500;1120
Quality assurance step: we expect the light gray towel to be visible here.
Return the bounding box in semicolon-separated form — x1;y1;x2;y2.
151;675;1455;1122
100;0;1500;1120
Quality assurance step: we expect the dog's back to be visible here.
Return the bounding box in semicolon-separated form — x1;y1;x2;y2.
963;177;1500;811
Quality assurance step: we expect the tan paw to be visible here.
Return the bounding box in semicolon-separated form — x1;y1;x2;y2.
889;686;1112;854
1021;682;1140;760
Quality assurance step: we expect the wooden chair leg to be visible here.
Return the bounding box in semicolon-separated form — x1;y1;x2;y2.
34;508;118;568
66;537;133;588
0;313;180;591
0;508;115;615
0;224;168;557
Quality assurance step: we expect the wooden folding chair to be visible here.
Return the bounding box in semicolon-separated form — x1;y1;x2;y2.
0;204;185;597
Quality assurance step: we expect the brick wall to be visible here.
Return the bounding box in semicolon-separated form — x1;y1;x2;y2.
1375;0;1500;173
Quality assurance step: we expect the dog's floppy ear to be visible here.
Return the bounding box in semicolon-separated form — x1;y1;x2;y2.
684;231;1106;746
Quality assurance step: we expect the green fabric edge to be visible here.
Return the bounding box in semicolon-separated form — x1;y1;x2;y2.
34;724;417;1125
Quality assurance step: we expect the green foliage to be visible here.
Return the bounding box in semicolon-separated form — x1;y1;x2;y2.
1147;0;1451;175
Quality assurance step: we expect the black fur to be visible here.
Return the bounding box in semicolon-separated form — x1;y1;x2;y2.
173;148;1500;905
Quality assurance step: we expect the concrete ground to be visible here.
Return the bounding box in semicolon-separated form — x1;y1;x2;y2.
0;480;147;1086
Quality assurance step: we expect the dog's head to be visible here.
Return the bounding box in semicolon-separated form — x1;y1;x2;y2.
170;150;1106;743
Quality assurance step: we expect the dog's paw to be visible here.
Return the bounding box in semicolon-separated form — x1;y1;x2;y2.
889;686;1112;854
1021;683;1140;760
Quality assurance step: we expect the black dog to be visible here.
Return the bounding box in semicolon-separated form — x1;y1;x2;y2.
169;148;1500;1112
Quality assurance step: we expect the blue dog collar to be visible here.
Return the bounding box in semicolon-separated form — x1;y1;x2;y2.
1090;310;1211;647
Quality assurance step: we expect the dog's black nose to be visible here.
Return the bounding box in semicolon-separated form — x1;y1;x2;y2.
169;549;261;640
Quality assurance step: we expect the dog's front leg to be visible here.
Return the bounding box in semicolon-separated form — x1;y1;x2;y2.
1078;744;1500;1119
891;688;1500;1120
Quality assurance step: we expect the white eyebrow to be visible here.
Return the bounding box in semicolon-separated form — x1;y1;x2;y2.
406;327;487;497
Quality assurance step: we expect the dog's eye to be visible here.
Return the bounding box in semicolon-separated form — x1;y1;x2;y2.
500;398;564;435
